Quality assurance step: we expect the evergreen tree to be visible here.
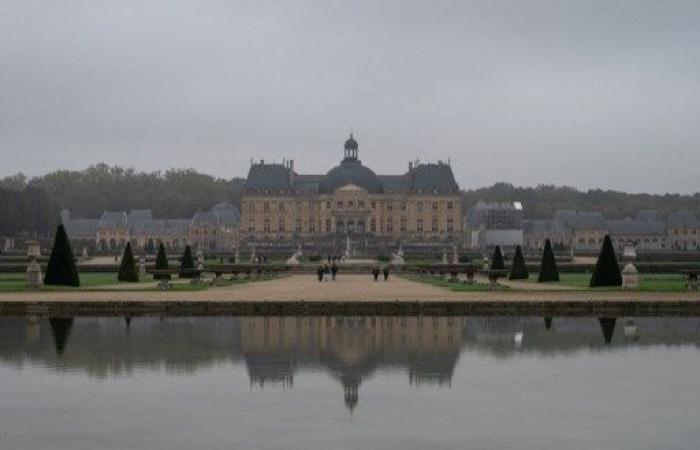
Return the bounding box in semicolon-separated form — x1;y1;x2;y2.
179;245;196;278
153;242;171;280
117;242;139;282
537;239;559;282
490;246;505;270
44;224;80;287
509;245;529;280
589;235;622;287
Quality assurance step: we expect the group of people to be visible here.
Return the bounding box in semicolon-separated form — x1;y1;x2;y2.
372;266;390;282
314;264;391;282
316;263;338;282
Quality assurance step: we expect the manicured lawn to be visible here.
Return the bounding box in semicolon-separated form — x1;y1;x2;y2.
0;271;278;292
0;272;156;291
525;272;688;291
404;274;493;291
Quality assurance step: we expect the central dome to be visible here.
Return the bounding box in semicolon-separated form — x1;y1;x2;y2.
320;160;383;193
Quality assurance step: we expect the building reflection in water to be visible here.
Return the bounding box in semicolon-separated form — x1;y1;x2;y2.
1;315;699;411
241;316;462;410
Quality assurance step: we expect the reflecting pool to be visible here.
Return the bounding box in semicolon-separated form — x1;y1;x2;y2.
1;315;699;449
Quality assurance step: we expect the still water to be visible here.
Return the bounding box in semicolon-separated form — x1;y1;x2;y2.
0;315;699;450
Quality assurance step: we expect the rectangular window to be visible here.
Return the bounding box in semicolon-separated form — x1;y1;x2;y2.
264;219;270;232
387;220;393;233
278;202;285;212
248;202;255;213
326;201;331;209
432;201;438;210
417;219;424;233
263;202;270;212
295;220;301;233
325;219;331;232
447;218;454;232
400;218;407;232
278;219;285;232
348;200;354;208
417;202;423;212
447;201;453;210
309;221;315;233
370;219;376;232
371;201;376;209
248;220;255;233
432;218;438;232
337;201;343;209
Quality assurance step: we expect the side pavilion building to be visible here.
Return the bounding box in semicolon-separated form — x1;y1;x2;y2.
240;135;462;251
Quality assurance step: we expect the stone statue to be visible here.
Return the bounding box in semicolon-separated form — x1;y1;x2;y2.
139;254;146;276
286;249;301;265
391;244;405;265
442;248;448;265
82;246;88;259
452;245;459;264
196;249;204;269
249;245;256;263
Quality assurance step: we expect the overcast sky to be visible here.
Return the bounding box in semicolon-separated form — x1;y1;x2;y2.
1;0;699;193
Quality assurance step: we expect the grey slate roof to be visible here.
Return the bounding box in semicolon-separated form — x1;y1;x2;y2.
130;219;190;237
408;163;459;194
668;211;698;227
212;202;240;225
244;163;292;193
244;159;459;195
522;220;568;234
98;211;128;228
128;209;153;223
607;219;666;236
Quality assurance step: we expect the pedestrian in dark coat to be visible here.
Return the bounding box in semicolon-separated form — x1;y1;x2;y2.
331;263;338;281
372;267;379;281
383;267;390;281
317;265;323;282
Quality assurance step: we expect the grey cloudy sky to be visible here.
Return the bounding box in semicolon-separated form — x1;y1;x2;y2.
1;0;699;193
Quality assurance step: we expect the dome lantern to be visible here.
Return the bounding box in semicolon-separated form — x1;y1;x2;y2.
343;134;359;161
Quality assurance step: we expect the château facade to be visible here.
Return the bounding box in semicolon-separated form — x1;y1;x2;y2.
240;135;463;247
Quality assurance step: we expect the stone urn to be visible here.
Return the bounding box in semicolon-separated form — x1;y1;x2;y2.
26;259;43;290
622;263;639;289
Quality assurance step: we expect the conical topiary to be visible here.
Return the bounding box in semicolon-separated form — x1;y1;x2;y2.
118;242;139;282
44;224;80;287
589;235;622;287
49;317;74;355
153;242;171;280
490;246;505;270
538;239;559;282
509;245;529;280
179;245;196;278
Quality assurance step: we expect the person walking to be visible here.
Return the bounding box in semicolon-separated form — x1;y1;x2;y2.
331;263;338;281
317;265;323;282
323;264;331;282
372;267;379;282
383;266;390;281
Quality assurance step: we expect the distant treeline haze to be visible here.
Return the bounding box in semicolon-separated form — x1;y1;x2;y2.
1;165;699;236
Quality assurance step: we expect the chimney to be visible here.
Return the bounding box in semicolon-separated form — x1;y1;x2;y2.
408;161;413;172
